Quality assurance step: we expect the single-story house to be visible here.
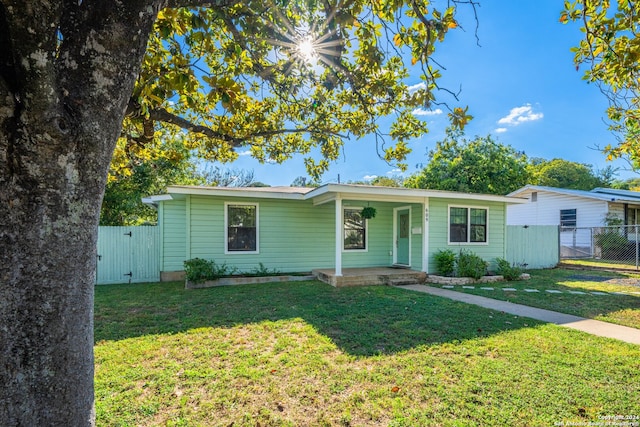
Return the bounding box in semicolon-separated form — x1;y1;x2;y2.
507;185;640;256
144;184;528;285
507;185;640;227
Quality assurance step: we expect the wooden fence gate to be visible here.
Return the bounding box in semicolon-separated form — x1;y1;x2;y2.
506;225;559;269
96;226;160;285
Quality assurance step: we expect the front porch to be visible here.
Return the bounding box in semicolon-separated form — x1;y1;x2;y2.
312;267;427;287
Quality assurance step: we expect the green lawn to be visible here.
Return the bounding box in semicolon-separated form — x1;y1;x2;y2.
95;277;640;426
561;258;640;271
430;268;640;329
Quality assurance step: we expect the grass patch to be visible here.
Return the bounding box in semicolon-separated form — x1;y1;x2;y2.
431;268;640;329
95;280;640;426
561;258;640;271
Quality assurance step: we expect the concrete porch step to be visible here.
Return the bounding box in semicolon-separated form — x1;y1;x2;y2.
313;267;426;287
387;277;421;286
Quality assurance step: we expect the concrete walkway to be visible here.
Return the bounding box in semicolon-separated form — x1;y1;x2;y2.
397;284;640;345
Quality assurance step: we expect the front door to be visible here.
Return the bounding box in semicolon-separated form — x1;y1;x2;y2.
396;208;410;266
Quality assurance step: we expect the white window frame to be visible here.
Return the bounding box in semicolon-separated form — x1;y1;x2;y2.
559;208;577;228
447;205;489;245
224;202;259;254
343;207;368;252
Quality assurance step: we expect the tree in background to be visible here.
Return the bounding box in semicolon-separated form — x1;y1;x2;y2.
102;132;257;225
527;158;615;190
562;1;640;169
1;2;478;423
370;176;404;187
609;177;640;191
102;137;201;225
404;130;530;194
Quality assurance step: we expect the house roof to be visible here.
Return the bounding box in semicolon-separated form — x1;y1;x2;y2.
508;185;640;204
144;183;528;206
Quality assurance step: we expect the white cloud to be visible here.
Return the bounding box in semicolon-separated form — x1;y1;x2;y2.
412;108;443;117
497;104;543;126
407;82;427;93
495;127;508;134
363;175;378;180
387;169;403;175
237;150;252;156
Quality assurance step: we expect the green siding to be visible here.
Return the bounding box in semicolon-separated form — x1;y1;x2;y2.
342;201;394;268
161;198;187;271
186;196;336;273
428;198;506;271
160;194;516;275
410;203;425;270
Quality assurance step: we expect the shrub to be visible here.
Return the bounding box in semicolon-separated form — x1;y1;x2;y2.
594;230;630;259
246;263;282;277
183;258;236;283
456;250;487;280
434;249;456;276
495;258;524;281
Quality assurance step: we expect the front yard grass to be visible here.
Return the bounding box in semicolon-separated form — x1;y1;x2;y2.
561;258;640;271
95;279;640;426
430;268;640;329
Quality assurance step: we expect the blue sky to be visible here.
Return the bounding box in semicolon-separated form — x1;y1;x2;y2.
228;1;634;187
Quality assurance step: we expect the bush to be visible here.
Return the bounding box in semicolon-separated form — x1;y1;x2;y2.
495;258;524;281
434;249;456;276
183;258;236;283
246;262;282;277
594;230;630;259
456;250;487;280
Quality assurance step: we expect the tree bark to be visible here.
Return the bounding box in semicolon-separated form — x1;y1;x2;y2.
0;1;162;424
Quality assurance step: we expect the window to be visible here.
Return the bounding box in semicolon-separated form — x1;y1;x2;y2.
344;208;366;250
449;206;488;244
226;203;258;253
626;206;640;226
560;209;577;228
531;192;538;202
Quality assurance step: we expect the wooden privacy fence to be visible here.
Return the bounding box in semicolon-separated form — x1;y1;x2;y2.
506;225;559;269
96;226;160;285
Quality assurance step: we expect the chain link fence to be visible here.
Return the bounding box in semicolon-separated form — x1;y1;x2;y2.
560;225;640;269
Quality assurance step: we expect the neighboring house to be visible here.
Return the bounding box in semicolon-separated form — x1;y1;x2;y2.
507;185;640;227
507;185;640;255
143;184;527;283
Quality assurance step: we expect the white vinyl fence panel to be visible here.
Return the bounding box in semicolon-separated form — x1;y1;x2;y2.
96;226;159;285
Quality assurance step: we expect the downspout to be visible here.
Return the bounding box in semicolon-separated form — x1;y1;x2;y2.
335;195;343;276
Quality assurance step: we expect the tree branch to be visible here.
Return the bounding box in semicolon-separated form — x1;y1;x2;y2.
134;103;349;146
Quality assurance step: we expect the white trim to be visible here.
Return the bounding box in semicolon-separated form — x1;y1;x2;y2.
335;197;342;276
151;183;527;205
342;206;369;252
185;195;191;260
169;185;310;200
422;198;429;273
306;184;528;204
224;202;260;255
447;204;490;246
393;206;412;266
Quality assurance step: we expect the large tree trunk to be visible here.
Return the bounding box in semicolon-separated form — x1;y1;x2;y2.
0;1;160;424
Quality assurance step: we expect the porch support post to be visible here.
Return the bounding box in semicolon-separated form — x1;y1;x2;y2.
422;197;429;273
335;195;343;276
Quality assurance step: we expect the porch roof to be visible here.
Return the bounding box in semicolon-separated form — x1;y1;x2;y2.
304;184;528;205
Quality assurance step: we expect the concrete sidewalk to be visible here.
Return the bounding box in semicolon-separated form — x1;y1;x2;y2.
397;284;640;345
